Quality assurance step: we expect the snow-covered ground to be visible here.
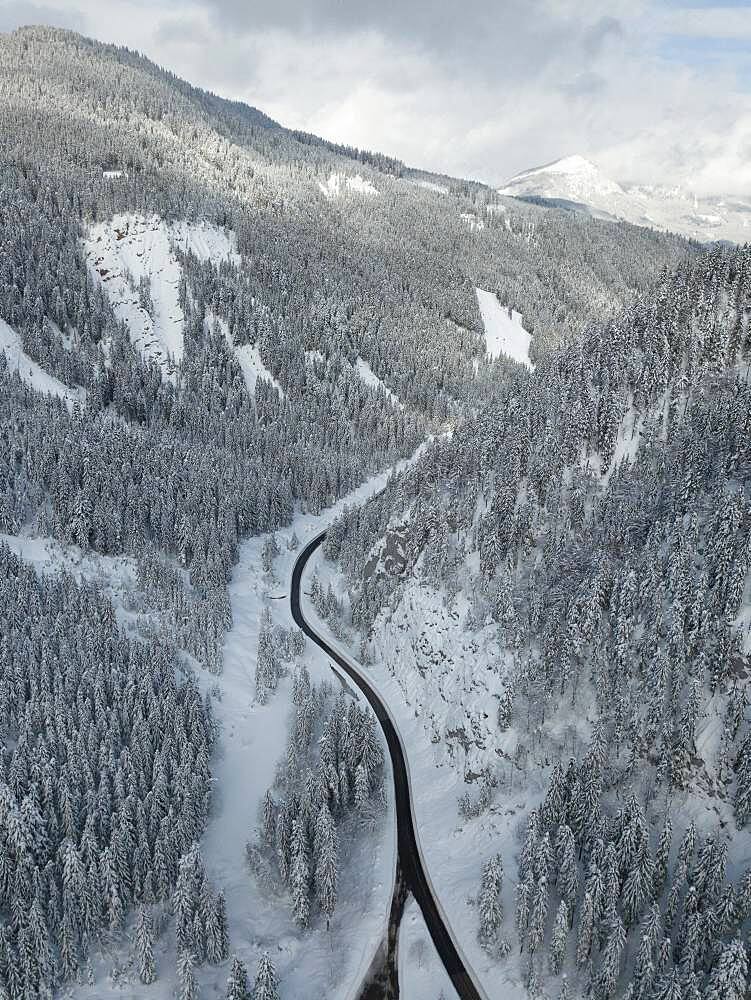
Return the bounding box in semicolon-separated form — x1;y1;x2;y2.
0;318;86;409
206;309;283;397
399;898;457;1000
475;288;532;367
84;214;239;375
319;173;379;199
353;356;400;405
0;531;136;611
306;554;524;998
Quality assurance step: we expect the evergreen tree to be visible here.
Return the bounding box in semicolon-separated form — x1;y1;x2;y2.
478;854;504;946
177;951;199;1000
252;952;279;1000
135;905;156;985
226;957;250;1000
549;899;569;976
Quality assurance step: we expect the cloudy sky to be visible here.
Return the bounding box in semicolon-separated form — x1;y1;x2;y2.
0;0;749;193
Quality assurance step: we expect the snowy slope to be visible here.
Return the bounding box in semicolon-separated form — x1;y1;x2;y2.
353;357;400;405
0;318;86;409
499;155;751;243
85;214;239;375
308;551;522;999
207;310;284;397
475;288;531;367
234;344;284;396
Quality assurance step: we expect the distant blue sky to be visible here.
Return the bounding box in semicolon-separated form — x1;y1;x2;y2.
0;0;749;192
659;33;751;86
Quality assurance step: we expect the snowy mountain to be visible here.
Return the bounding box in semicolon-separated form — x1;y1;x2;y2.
0;23;733;1000
499;154;751;244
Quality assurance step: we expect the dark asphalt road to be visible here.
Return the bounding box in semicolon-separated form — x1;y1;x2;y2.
290;532;486;1000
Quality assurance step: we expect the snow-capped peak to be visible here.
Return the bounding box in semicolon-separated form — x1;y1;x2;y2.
499;155;626;202
498;154;750;243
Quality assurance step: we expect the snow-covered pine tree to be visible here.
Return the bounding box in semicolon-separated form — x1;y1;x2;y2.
135;906;156;985
478;854;504;946
225;957;250;1000
177;950;199;1000
252;952;279;1000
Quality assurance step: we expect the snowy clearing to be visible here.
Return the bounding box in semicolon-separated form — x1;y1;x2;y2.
353;357;400;405
0;318;85;409
208;310;284;397
409;179;449;196
0;531;136;594
85;214;239;375
233;344;284;397
319;173;379;199
475;287;532;367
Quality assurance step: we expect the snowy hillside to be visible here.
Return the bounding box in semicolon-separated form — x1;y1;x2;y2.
475;288;532;367
0;317;85;409
499;155;751;244
85;214;239;374
324;245;751;1000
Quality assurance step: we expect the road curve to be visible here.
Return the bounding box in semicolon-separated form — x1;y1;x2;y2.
291;532;487;1000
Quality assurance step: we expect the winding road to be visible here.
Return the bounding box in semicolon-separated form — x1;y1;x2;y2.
290;532;487;1000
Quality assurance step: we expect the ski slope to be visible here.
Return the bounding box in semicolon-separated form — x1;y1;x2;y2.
0;318;86;409
475;288;531;368
85;214;239;376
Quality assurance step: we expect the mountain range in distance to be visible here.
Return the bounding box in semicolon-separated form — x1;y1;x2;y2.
498;153;750;244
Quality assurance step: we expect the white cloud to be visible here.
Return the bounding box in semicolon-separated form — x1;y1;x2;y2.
656;6;751;39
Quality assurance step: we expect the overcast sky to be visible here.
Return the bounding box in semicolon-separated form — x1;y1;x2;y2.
1;0;749;193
